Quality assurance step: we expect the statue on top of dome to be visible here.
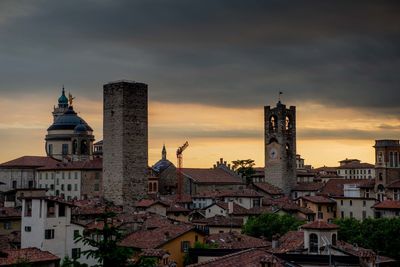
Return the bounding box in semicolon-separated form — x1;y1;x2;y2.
68;93;75;106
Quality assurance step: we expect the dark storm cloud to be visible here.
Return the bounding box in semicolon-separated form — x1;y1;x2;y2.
0;0;399;112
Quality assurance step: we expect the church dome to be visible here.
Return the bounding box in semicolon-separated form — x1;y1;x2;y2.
74;123;88;134
152;159;174;173
47;106;93;131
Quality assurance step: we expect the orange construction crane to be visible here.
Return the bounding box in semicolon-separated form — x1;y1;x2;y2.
176;141;189;200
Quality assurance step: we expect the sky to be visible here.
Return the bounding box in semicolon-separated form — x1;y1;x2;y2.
0;0;399;168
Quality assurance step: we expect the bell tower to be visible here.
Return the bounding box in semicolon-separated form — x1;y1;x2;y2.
264;101;297;195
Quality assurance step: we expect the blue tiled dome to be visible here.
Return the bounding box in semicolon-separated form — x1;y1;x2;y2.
48;106;93;131
152;159;174;173
58;88;68;105
74;123;88;134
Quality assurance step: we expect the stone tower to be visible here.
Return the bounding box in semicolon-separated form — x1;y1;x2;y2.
103;81;148;209
264;101;296;195
374;140;400;201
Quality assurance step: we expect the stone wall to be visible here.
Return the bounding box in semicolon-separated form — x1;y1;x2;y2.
103;81;148;210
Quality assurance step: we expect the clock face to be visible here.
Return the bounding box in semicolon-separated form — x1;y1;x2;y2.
269;148;278;159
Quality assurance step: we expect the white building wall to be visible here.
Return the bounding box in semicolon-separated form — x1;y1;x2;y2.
37;170;82;200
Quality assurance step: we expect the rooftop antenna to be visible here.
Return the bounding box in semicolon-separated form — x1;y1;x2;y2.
278;91;283;103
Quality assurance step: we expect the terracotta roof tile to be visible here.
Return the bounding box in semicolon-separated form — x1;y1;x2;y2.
192;215;243;227
270;230;304;253
293;182;324;191
140;248;168;258
38;158;102;170
188;248;286;267
0;156;59;168
212;202;250;215
206;232;271;249
0;207;20;219
321;179;374;197
182;168;243;185
373;200;400;210
387;180;400;189
300;195;336;204
337;162;374;169
0;248;59;266
119;223;195;249
301;220;339;230
253;182;284;195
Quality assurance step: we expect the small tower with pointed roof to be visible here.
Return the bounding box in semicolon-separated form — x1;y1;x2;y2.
52;87;69;122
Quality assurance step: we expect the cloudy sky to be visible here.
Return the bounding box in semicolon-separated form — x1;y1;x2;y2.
0;0;399;167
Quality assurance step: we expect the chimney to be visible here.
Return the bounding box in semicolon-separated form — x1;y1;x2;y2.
228;201;234;215
272;234;280;249
164;231;170;240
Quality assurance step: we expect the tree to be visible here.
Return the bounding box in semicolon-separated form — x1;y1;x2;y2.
242;213;303;240
61;256;88;267
232;159;256;185
75;211;133;267
334;217;400;260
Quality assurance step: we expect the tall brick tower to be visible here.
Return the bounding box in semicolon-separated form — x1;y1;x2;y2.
103;81;148;210
264;101;296;195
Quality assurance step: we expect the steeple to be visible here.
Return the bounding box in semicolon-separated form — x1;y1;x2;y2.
162;144;167;160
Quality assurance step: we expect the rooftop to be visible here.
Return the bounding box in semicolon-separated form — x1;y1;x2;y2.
301;220;339;230
0;156;59;168
0;248;59;266
206;232;271;250
182;168;243;185
373;200;400;210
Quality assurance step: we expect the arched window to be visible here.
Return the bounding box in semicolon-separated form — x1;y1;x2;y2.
72;140;78;155
149;182;153;192
153;182;158;192
285;116;291;130
81;140;88;155
286;144;290;158
269;116;277;131
332;234;337;246
269;138;278;144
309;233;318;253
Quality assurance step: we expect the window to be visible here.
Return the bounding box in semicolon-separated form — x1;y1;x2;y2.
181;241;190;252
309;234;318;253
47;202;55;217
3;221;12;230
94;184;100;191
350;200;352;206
50;184;54;190
341;211;344;218
74;172;78;179
28;181;33;188
332;234;337;246
74;184;78;191
73;230;80;239
68;172;71;179
61;184;64;191
12;181;17;189
72;248;81;259
62;172;65;179
25;226;31;232
58;204;66;217
95;172;100;180
253;199;261;207
362;211;367;220
350;212;353;218
363;200;366;207
317;212;323;219
25;200;32;217
62;144;68;155
48;144;53;155
45;229;55;239
340;200;343;206
67;184;72;191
